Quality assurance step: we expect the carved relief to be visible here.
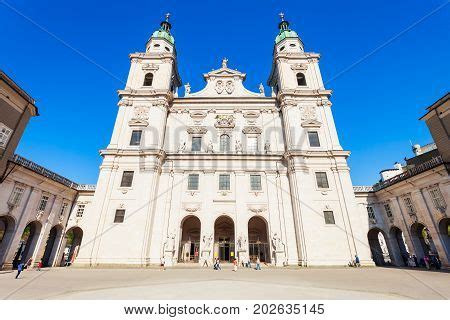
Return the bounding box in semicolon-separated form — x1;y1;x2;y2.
187;126;207;135
118;98;132;107
291;63;308;71
129;106;150;127
142;63;159;71
190;111;207;125
214;80;234;94
215;80;224;94
243;111;260;125
242;126;262;134
225;80;234;94
215;115;235;128
300;105;321;128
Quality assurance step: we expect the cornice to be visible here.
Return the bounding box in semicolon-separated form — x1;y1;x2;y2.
165;152;284;161
283;150;351;159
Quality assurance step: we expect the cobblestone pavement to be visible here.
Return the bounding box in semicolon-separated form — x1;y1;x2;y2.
0;266;449;300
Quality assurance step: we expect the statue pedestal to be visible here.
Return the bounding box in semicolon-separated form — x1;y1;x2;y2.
274;250;285;267
237;249;247;262
201;250;211;265
164;250;175;266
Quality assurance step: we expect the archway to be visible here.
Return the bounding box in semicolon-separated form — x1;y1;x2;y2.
389;226;410;266
12;221;42;269
367;228;391;266
214;216;235;262
42;225;63;267
438;218;450;258
411;223;437;261
178;216;201;263
0;216;16;267
61;227;83;266
248;216;270;263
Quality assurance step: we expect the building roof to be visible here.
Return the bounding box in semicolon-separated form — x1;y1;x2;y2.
0;70;39;116
419;92;450;120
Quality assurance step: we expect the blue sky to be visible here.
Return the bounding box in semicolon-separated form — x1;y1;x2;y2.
1;0;449;185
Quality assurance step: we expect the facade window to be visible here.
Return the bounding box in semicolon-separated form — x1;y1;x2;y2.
8;185;25;206
247;136;258;152
308;131;320;147
366;206;376;220
428;187;446;209
76;204;85;218
191;137;202;152
59;202;68;217
297;72;307;86
219;134;231;152
315;172;329;189
37;195;49;212
250;175;262;191
114;209;126;223
384;203;393;218
143;73;153;86
188;174;199;190
219;174;230;191
130;130;142;146
0;122;13;149
324;211;335;224
120;171;134;187
403;197;416;214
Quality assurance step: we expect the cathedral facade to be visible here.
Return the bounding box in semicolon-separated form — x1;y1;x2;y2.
74;16;373;267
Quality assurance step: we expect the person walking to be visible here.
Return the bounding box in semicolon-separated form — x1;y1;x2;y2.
233;258;238;272
15;262;24;279
37;260;43;271
355;255;360;267
424;255;431;270
160;257;165;271
256;257;261;270
26;257;33;271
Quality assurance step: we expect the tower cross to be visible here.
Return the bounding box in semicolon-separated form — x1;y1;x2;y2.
279;12;285;21
165;13;171;22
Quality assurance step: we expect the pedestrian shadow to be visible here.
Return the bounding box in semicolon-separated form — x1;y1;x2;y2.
377;265;450;274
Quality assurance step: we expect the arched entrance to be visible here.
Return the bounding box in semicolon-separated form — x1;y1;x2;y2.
61;227;83;266
389;226;410;266
438;218;450;258
178;216;201;263
367;228;391;266
248;216;270;263
214;216;235;262
0;216;16;266
411;223;437;260
42;225;63;267
12;221;42;268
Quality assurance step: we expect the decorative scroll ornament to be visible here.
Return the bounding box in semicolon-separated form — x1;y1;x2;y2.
215;115;235;128
129;106;149;126
215;80;235;94
242;126;262;134
225;80;234;94
215;80;224;94
187;126;207;134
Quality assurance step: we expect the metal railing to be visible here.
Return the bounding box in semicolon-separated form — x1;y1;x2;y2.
353;186;374;192
12;154;79;189
373;156;444;191
76;184;96;191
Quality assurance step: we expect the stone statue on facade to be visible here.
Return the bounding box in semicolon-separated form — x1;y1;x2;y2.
164;232;176;252
264;140;271;154
177;141;186;153
207;140;214;153
271;233;284;252
235;140;242;153
202;233;213;250
259;83;265;96
184;83;191;95
237;233;247;251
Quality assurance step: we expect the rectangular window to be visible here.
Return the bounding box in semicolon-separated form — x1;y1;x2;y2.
130;130;142;146
37;195;49;212
59;202;68;217
219;174;230;190
0;122;13;149
114;209;126;223
366;206;375;220
250;175;262;191
429;187;446;209
308;131;321;147
188;174;199;190
403;197;415;214
324;211;335;224
8;185;25;206
76;204;85;218
191;137;202;152
120;171;134;187
247;137;258;152
384;203;393;218
315;172;329;189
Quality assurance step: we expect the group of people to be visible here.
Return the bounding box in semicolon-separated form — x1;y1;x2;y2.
403;253;442;270
212;256;262;271
15;258;43;279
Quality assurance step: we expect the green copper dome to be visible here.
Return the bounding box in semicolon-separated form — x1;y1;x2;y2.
275;29;298;44
151;28;175;44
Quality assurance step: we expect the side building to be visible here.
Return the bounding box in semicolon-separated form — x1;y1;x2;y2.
354;92;450;268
